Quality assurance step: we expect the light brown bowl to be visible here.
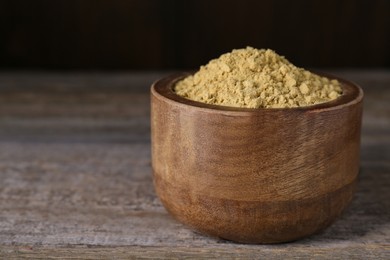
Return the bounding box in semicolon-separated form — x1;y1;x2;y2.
150;72;363;244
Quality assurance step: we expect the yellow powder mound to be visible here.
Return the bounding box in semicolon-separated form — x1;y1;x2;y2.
174;47;342;108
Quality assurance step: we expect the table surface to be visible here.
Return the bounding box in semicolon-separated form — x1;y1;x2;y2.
0;70;389;259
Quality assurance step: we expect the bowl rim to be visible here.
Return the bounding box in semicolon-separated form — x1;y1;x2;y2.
151;71;364;114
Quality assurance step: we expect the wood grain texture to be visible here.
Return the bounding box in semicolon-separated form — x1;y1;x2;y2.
0;71;389;257
151;73;363;243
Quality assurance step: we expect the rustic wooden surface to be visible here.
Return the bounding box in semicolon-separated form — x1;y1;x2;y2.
0;70;389;259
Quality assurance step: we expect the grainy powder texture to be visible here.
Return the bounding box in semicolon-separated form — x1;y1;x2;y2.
174;47;342;108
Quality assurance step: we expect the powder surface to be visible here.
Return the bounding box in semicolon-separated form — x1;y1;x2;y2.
174;47;342;108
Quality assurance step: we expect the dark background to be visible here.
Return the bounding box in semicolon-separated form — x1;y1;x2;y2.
0;0;389;70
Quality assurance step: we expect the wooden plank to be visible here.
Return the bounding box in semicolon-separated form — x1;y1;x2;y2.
0;71;389;258
0;244;388;259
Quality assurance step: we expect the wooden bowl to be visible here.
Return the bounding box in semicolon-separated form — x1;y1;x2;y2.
151;72;363;244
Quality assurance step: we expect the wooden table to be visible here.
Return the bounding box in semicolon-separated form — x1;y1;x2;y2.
0;71;389;259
